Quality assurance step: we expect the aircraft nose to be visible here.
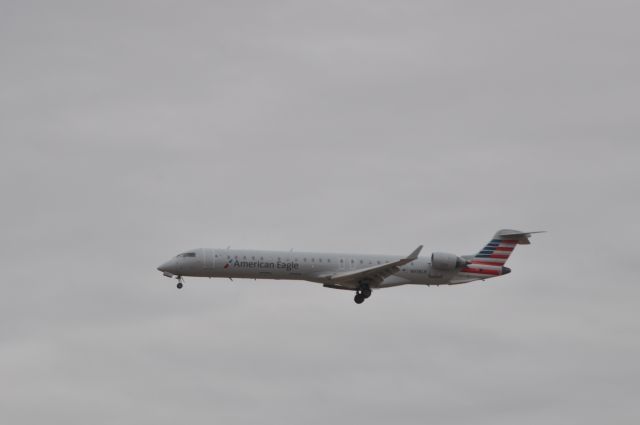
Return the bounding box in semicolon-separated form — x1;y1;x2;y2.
158;259;176;274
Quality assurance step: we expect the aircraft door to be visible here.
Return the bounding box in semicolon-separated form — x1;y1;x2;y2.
203;248;214;271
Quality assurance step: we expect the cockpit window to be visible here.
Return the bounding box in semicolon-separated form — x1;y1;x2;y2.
177;252;196;258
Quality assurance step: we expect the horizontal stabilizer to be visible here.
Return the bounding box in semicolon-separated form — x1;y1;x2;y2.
494;229;545;245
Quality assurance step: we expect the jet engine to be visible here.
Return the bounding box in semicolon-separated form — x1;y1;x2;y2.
430;252;467;271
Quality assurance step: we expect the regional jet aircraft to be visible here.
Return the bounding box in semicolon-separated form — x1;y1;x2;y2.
157;229;542;304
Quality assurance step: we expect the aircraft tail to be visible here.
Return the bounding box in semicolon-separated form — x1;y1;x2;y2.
467;229;543;267
454;229;543;280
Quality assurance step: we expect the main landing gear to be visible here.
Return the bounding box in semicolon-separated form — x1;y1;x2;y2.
176;276;184;289
354;285;372;304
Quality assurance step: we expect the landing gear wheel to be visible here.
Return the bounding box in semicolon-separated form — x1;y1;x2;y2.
354;293;365;304
362;288;372;299
177;282;183;289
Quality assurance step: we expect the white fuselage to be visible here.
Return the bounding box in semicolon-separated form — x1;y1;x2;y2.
157;247;484;289
157;229;535;303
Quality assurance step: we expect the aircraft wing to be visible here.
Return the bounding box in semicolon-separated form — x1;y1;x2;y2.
321;245;423;287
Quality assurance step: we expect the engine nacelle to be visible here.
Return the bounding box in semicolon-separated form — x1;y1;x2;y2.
430;252;466;271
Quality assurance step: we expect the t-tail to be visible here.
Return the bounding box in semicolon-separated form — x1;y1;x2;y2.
460;229;544;278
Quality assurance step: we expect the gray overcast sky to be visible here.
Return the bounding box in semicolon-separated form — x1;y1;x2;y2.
1;1;639;424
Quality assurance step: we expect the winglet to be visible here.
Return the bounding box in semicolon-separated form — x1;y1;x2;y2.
407;245;423;260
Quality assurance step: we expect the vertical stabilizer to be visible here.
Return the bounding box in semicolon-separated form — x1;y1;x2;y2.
456;229;542;279
469;229;543;266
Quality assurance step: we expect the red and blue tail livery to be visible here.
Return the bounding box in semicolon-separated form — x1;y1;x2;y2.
458;229;544;279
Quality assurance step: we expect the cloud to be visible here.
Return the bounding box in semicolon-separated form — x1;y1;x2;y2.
1;1;639;424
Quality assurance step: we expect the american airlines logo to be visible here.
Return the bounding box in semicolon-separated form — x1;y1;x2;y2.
225;259;300;272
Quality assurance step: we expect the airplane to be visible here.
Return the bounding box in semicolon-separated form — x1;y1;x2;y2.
157;229;543;304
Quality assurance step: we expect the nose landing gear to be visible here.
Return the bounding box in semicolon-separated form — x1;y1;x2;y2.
176;276;184;289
